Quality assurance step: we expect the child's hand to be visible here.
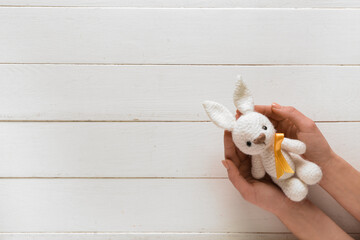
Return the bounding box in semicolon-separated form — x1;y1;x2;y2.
222;131;289;215
224;104;355;240
225;103;331;213
249;103;334;170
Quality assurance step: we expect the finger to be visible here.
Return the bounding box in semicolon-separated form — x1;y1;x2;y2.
254;105;283;121
271;103;315;131
224;160;252;198
254;105;280;127
276;118;290;133
224;131;240;167
236;110;241;120
254;105;272;116
288;123;298;139
269;118;278;128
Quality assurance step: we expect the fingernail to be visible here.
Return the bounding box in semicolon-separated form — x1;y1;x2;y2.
222;160;229;170
272;102;281;109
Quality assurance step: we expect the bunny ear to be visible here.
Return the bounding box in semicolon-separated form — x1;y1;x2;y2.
233;75;254;114
202;101;235;131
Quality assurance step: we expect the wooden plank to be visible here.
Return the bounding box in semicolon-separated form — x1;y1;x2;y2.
0;179;359;232
1;9;360;64
0;65;359;121
0;233;299;240
0;122;358;177
1;233;359;240
1;0;360;8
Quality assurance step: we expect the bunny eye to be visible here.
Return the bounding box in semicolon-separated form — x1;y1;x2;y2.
246;141;252;147
262;125;267;130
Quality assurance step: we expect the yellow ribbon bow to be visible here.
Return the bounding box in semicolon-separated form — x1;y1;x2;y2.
274;133;294;179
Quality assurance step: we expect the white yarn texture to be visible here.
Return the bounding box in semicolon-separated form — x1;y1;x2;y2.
202;76;322;202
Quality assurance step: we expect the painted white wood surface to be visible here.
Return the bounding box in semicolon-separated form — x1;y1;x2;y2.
1;0;360;7
0;122;358;177
1;2;359;239
0;65;359;121
0;233;299;240
1;9;360;64
0;179;359;232
1;233;359;240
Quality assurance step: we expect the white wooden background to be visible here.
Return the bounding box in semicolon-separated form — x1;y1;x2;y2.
0;1;360;240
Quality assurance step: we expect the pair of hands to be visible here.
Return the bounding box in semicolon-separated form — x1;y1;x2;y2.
222;103;334;214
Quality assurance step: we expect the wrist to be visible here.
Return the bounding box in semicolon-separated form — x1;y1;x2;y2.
319;151;345;185
274;198;353;240
273;197;313;219
318;149;340;174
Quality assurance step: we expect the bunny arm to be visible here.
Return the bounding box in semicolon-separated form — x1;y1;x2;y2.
251;155;266;179
281;138;306;155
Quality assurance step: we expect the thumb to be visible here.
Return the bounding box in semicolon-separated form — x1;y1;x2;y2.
271;103;314;131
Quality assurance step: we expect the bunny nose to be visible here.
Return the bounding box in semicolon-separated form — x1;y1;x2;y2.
253;133;266;144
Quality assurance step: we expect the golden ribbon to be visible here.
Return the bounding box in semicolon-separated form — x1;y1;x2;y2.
274;133;294;179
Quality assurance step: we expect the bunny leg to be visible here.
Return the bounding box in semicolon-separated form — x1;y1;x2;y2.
272;176;308;202
251;155;265;179
289;153;322;185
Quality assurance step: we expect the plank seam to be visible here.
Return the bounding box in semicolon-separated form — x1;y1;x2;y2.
0;231;358;234
0;232;292;234
0;120;358;123
0;177;228;179
1;6;360;9
1;63;360;66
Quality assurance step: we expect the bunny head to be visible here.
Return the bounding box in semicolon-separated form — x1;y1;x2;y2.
202;76;275;155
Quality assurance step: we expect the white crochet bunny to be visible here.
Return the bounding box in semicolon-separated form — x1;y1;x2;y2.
202;76;322;201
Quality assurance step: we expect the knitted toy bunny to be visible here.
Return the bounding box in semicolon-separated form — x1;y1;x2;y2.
202;76;322;201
